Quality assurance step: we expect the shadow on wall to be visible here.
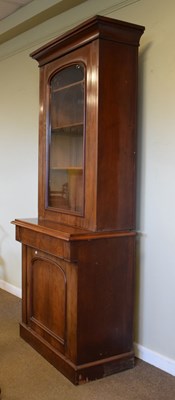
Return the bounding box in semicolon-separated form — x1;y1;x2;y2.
135;41;153;342
0;225;7;280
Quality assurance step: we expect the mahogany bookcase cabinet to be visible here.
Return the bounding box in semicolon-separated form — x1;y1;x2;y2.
12;16;144;384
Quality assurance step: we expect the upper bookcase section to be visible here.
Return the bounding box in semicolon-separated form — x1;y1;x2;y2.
31;15;145;232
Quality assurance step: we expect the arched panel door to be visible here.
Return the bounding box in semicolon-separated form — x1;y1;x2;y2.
29;255;67;353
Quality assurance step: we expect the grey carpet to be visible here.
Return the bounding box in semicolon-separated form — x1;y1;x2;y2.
0;288;175;399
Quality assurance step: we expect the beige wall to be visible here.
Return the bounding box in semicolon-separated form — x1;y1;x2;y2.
0;50;38;289
0;0;175;374
115;0;175;366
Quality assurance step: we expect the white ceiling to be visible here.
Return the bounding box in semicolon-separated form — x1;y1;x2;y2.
0;0;33;21
0;0;87;46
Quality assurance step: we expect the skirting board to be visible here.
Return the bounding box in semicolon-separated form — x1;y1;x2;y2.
0;280;174;377
0;279;22;298
134;343;175;376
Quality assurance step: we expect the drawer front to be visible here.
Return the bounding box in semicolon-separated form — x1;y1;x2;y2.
16;226;73;260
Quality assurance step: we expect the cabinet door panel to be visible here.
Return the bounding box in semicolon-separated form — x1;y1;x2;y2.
28;252;67;353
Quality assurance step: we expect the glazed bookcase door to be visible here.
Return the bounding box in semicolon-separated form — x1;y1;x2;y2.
38;43;98;230
48;63;85;214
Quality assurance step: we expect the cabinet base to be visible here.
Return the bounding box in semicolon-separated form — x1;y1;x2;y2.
20;323;135;385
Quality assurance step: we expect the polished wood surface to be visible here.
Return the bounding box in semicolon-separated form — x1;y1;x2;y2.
12;16;144;384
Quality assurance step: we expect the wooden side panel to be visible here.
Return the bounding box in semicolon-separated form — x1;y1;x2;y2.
76;236;135;364
97;40;138;231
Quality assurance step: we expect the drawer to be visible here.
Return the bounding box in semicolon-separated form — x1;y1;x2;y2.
16;225;78;261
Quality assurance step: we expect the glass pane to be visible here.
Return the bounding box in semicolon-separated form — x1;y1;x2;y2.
51;83;84;127
48;64;85;214
51;64;84;89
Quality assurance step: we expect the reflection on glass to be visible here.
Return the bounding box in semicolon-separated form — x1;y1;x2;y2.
48;64;85;214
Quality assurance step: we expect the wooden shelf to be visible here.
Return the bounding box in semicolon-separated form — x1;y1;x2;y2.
50;167;83;171
52;79;84;93
51;123;83;134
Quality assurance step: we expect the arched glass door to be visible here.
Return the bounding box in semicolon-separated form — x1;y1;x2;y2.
48;63;85;215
